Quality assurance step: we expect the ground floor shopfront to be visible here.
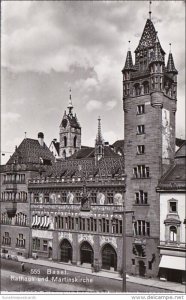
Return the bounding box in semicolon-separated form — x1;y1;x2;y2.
159;253;186;284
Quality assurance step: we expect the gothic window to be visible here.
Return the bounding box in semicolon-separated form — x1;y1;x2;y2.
44;194;50;203
134;83;141;96
74;136;77;148
134;220;150;236
133;165;150;179
16;234;25;248
91;192;97;204
107;192;114;204
2;232;11;245
43;240;48;252
75;192;81;203
32;238;40;250
64;136;67;147
143;82;149;94
137;145;145;154
61;192;67;203
137;125;145;134
135;191;148;205
137;105;145;115
169;226;177;242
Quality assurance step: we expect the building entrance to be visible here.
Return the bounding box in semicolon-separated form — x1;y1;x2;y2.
102;244;117;271
60;239;72;263
139;260;146;277
80;241;93;265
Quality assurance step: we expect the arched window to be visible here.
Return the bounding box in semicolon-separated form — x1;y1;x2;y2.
134;83;141;96
74;136;77;148
64;136;67;147
143;81;149;94
170;226;177;242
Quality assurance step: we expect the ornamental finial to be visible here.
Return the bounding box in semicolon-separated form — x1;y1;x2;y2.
149;1;152;20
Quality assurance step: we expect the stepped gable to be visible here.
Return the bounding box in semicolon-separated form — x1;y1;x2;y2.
7;138;54;165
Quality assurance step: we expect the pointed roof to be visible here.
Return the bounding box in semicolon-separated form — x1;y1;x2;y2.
122;50;134;72
135;19;165;54
135;19;157;52
149;35;164;65
166;52;178;74
6;138;54;165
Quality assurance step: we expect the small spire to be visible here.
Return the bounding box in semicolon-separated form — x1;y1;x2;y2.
166;49;178;74
67;88;73;115
96;116;103;144
122;48;134;72
24;132;27;139
149;1;152;20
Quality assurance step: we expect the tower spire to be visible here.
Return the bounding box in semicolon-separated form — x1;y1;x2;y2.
67;88;73;115
149;1;152;20
96;116;103;144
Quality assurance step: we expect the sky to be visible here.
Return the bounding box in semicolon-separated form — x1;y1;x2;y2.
1;0;185;164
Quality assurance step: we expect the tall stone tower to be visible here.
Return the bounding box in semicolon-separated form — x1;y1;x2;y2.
122;14;177;277
59;90;81;159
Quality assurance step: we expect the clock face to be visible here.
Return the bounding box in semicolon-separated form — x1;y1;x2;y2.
62;119;67;128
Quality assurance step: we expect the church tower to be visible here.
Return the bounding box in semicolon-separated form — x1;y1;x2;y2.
122;8;177;277
59;90;81;159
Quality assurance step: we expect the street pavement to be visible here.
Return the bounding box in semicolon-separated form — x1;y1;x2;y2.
1;258;185;293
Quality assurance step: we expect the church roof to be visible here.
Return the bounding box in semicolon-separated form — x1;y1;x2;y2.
166;52;178;74
7;138;54;165
67;145;119;160
135;19;165;54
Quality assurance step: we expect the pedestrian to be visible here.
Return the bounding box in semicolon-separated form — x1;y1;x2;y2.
21;262;25;272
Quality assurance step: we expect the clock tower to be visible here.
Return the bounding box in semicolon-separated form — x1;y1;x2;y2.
122;15;177;277
59;90;81;159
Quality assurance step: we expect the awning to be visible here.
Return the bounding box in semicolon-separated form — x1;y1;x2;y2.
159;255;186;271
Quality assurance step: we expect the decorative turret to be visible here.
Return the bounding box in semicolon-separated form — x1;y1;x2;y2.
122;42;135;99
59;89;81;159
149;34;164;65
164;44;178;100
166;44;178;74
95;116;104;162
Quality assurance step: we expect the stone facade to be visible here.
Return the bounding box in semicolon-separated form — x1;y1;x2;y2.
122;18;177;277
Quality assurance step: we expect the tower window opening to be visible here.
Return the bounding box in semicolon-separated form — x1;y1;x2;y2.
64;136;67;147
137;125;145;135
74;136;77;148
137;145;145;154
137;105;145;115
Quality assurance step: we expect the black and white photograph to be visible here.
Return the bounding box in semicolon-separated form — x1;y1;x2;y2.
1;0;185;297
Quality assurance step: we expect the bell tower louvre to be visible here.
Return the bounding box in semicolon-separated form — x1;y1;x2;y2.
122;9;177;277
